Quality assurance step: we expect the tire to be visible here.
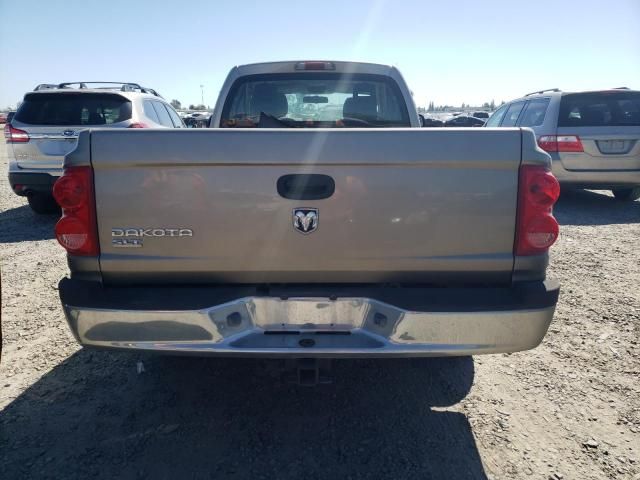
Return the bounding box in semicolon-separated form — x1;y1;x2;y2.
27;194;60;215
612;187;640;202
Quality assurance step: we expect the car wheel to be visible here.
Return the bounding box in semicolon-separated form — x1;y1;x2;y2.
27;194;60;214
612;187;640;202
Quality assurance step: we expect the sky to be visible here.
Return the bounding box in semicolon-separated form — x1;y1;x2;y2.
1;0;639;109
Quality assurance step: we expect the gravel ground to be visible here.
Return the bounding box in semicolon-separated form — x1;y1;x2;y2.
0;139;639;480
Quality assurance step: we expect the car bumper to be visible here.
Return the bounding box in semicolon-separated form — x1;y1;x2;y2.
59;279;559;357
8;168;61;196
552;161;640;189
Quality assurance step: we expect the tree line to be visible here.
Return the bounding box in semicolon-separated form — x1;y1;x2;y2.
170;100;209;111
424;99;505;112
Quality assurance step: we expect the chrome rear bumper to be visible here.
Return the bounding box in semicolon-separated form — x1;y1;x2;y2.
59;279;559;357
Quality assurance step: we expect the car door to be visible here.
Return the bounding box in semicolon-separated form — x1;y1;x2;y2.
163;103;186;128
151;101;175;128
500;101;526;127
485;104;509;127
517;98;551;134
142;100;163;126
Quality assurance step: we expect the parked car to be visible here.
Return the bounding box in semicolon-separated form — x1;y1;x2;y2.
0;111;14;124
420;115;445;127
184;112;211;128
471;111;490;120
486;88;640;201
444;115;485;127
52;61;560;378
5;82;185;214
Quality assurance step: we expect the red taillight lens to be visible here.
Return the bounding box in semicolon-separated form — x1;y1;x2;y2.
557;135;584;152
537;135;583;153
128;122;149;128
4;124;30;143
537;136;557;152
527;170;561;208
52;173;87;210
515;165;560;256
52;166;99;256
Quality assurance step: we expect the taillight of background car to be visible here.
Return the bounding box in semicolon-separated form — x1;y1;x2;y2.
4;124;29;143
537;135;584;153
515;165;561;255
52;166;99;256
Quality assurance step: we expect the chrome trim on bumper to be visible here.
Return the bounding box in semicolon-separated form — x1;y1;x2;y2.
63;296;555;357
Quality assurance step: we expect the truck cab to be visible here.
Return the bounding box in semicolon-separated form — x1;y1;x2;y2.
210;61;421;129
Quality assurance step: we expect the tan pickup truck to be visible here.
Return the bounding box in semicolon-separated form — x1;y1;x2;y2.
53;61;560;362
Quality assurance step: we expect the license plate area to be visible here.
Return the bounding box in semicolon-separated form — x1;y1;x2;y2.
263;329;351;335
596;139;634;155
230;330;384;349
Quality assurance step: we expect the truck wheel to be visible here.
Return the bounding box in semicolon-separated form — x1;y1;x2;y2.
612;187;640;202
27;194;60;215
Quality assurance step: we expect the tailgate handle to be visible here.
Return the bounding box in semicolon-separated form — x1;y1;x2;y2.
277;174;335;200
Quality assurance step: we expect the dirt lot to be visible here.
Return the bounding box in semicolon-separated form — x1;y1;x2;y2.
0;139;638;480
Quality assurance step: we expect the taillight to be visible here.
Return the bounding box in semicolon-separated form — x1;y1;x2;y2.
557;135;584;152
4;124;30;143
52;166;99;256
128;122;149;128
515;165;560;256
537;135;583;153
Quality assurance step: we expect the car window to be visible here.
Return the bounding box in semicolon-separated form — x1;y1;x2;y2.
164;104;185;128
15;93;132;126
221;72;410;127
143;100;160;124
501;101;526;127
519;98;550;127
558;91;640;127
485;104;508;127
151;101;174;127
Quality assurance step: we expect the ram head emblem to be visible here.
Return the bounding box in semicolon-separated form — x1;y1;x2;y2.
293;208;318;234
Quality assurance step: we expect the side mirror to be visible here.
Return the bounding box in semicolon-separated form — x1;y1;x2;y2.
419;114;426;127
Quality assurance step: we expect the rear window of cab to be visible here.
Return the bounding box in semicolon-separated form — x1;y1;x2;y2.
220;73;410;128
15;93;132;126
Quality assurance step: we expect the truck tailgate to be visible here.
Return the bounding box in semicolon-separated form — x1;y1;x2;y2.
87;128;526;285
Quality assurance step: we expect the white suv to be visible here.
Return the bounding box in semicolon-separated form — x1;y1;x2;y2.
5;82;185;213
